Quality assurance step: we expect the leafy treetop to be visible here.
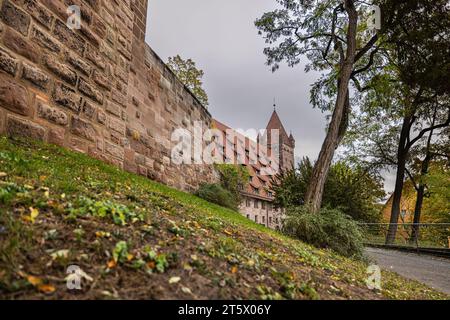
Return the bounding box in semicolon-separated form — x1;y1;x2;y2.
167;55;209;107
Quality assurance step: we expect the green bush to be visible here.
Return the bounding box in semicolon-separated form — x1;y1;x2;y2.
195;183;238;210
214;164;249;205
282;206;364;258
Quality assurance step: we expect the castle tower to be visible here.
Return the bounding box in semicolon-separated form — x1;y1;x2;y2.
265;109;295;172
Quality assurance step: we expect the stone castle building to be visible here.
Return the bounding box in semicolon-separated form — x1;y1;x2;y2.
0;0;217;191
213;109;295;230
0;0;295;230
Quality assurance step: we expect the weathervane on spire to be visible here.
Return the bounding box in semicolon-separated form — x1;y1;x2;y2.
273;98;276;111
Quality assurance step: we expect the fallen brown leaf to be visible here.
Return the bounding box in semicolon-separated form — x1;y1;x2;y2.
107;259;117;269
27;275;43;286
38;284;56;294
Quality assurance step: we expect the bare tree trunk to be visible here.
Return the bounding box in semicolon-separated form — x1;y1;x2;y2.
410;113;436;245
386;116;411;244
305;1;358;213
337;90;351;145
410;185;425;245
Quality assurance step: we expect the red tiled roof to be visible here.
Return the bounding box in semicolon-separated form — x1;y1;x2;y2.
266;110;295;148
212;119;277;201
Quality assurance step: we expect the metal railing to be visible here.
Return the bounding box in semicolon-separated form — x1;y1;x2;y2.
358;223;450;249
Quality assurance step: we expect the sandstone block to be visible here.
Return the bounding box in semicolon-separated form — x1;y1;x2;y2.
97;109;106;125
0;75;30;116
105;141;124;160
71;116;97;141
53;20;85;55
78;78;103;104
22;63;50;91
37;101;68;126
31;26;61;53
105;100;121;117
92;70;111;90
82;100;96;119
22;0;53;29
85;46;106;70
6;115;45;140
0;49;17;75
111;90;127;108
66;51;91;75
43;55;77;86
48;127;65;146
4;29;40;63
0;0;30;36
53;82;81;112
108;117;126;135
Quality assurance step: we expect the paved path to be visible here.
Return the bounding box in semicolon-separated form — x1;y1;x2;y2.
365;247;450;295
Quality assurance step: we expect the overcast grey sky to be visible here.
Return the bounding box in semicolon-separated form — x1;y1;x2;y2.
145;0;327;162
145;0;395;194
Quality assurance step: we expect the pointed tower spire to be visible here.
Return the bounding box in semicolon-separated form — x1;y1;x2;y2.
289;131;295;148
265;106;295;172
266;108;289;142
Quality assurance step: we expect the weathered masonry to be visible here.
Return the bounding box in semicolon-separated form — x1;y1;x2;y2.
0;0;217;191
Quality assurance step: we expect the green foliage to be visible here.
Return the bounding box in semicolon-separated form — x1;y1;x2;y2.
113;241;129;264
424;162;450;223
255;1;377;110
0;182;27;205
325;162;385;222
272;158;384;222
283;206;364;258
167;55;209;107
67;196;144;226
418;161;450;246
0;137;447;299
144;246;169;273
379;0;450;94
271;158;312;209
195;165;249;210
215;164;249;204
195;184;238;211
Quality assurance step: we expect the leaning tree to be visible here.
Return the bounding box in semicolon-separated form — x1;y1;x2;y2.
344;0;450;244
256;0;382;213
377;0;450;244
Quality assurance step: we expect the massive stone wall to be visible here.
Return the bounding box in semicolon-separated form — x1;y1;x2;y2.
0;0;217;191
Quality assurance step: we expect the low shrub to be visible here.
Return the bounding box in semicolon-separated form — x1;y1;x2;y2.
195;183;238;210
66;196;144;226
282;206;364;258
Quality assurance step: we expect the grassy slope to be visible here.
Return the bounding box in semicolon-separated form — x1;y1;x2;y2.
0;137;447;300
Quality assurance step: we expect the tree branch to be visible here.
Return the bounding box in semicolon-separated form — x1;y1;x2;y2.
408;107;450;149
405;167;420;192
352;47;379;76
374;139;397;166
354;34;378;62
